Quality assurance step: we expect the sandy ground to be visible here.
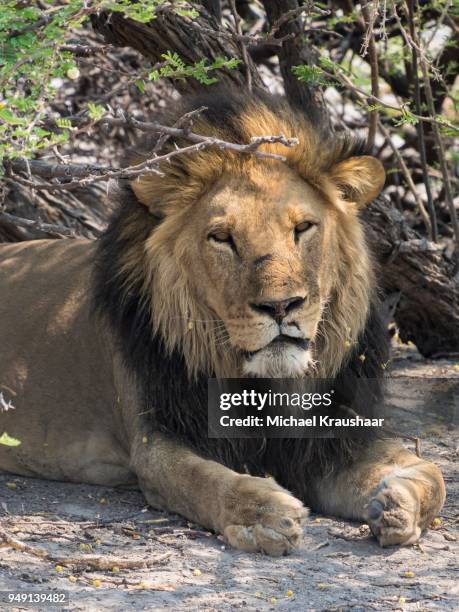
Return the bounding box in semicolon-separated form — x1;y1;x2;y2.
0;345;457;611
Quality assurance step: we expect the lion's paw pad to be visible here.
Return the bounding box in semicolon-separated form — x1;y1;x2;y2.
366;479;421;547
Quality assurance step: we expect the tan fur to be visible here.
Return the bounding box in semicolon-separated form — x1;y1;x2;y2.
0;101;444;554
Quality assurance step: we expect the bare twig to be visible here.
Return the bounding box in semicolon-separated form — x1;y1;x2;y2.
392;4;443;82
360;0;379;150
181;3;328;48
383;426;421;458
229;0;252;92
269;4;330;36
9;159;115;179
342;405;422;458
419;70;459;256
378;121;432;237
52;112;299;157
59;44;113;57
61;113;300;157
424;0;452;50
151;107;207;155
9;15;52;37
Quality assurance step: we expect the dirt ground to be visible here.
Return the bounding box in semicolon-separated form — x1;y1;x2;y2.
0;345;457;611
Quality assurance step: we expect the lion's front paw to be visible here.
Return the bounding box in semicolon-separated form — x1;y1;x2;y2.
222;475;307;556
365;477;421;547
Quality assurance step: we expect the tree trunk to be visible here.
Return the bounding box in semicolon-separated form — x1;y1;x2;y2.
364;197;459;358
261;0;330;128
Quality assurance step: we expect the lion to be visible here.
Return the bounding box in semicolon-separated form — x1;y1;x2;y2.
0;90;445;555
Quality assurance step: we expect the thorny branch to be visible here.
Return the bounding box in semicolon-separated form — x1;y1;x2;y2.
0;211;75;238
5;113;299;192
182;3;329;48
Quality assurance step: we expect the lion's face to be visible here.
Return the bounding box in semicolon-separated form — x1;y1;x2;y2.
134;97;385;379
176;165;340;377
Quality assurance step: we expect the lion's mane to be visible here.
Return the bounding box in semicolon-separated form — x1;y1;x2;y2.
93;90;390;502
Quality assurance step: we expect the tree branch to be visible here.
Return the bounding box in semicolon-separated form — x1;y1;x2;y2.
0;211;75;238
363;196;459;358
6;115;299;192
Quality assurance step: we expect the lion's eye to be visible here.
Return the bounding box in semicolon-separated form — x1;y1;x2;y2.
295;221;313;234
208;231;238;254
210;231;232;243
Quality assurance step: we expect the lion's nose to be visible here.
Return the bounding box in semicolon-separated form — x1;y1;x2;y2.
250;296;305;324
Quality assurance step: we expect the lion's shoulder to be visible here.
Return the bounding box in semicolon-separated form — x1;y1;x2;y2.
0;239;95;318
0;238;94;268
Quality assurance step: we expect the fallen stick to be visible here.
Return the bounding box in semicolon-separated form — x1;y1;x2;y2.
382;426;422;458
0;526;172;570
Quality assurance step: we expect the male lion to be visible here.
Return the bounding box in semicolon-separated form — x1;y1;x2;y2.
0;91;445;555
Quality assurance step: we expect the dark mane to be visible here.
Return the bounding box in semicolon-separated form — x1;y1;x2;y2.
93;89;390;505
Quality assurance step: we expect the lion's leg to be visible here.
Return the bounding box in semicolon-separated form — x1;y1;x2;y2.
311;440;445;546
130;433;306;556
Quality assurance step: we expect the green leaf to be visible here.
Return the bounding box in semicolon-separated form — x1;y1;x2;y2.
291;64;330;87
394;105;418;127
56;118;73;129
135;79;145;93
0;432;21;447
87;103;106;121
0;108;27;126
148;69;160;81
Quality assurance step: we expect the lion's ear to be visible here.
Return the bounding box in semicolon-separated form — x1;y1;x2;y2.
329;155;385;208
131;176;150;207
131;176;165;218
